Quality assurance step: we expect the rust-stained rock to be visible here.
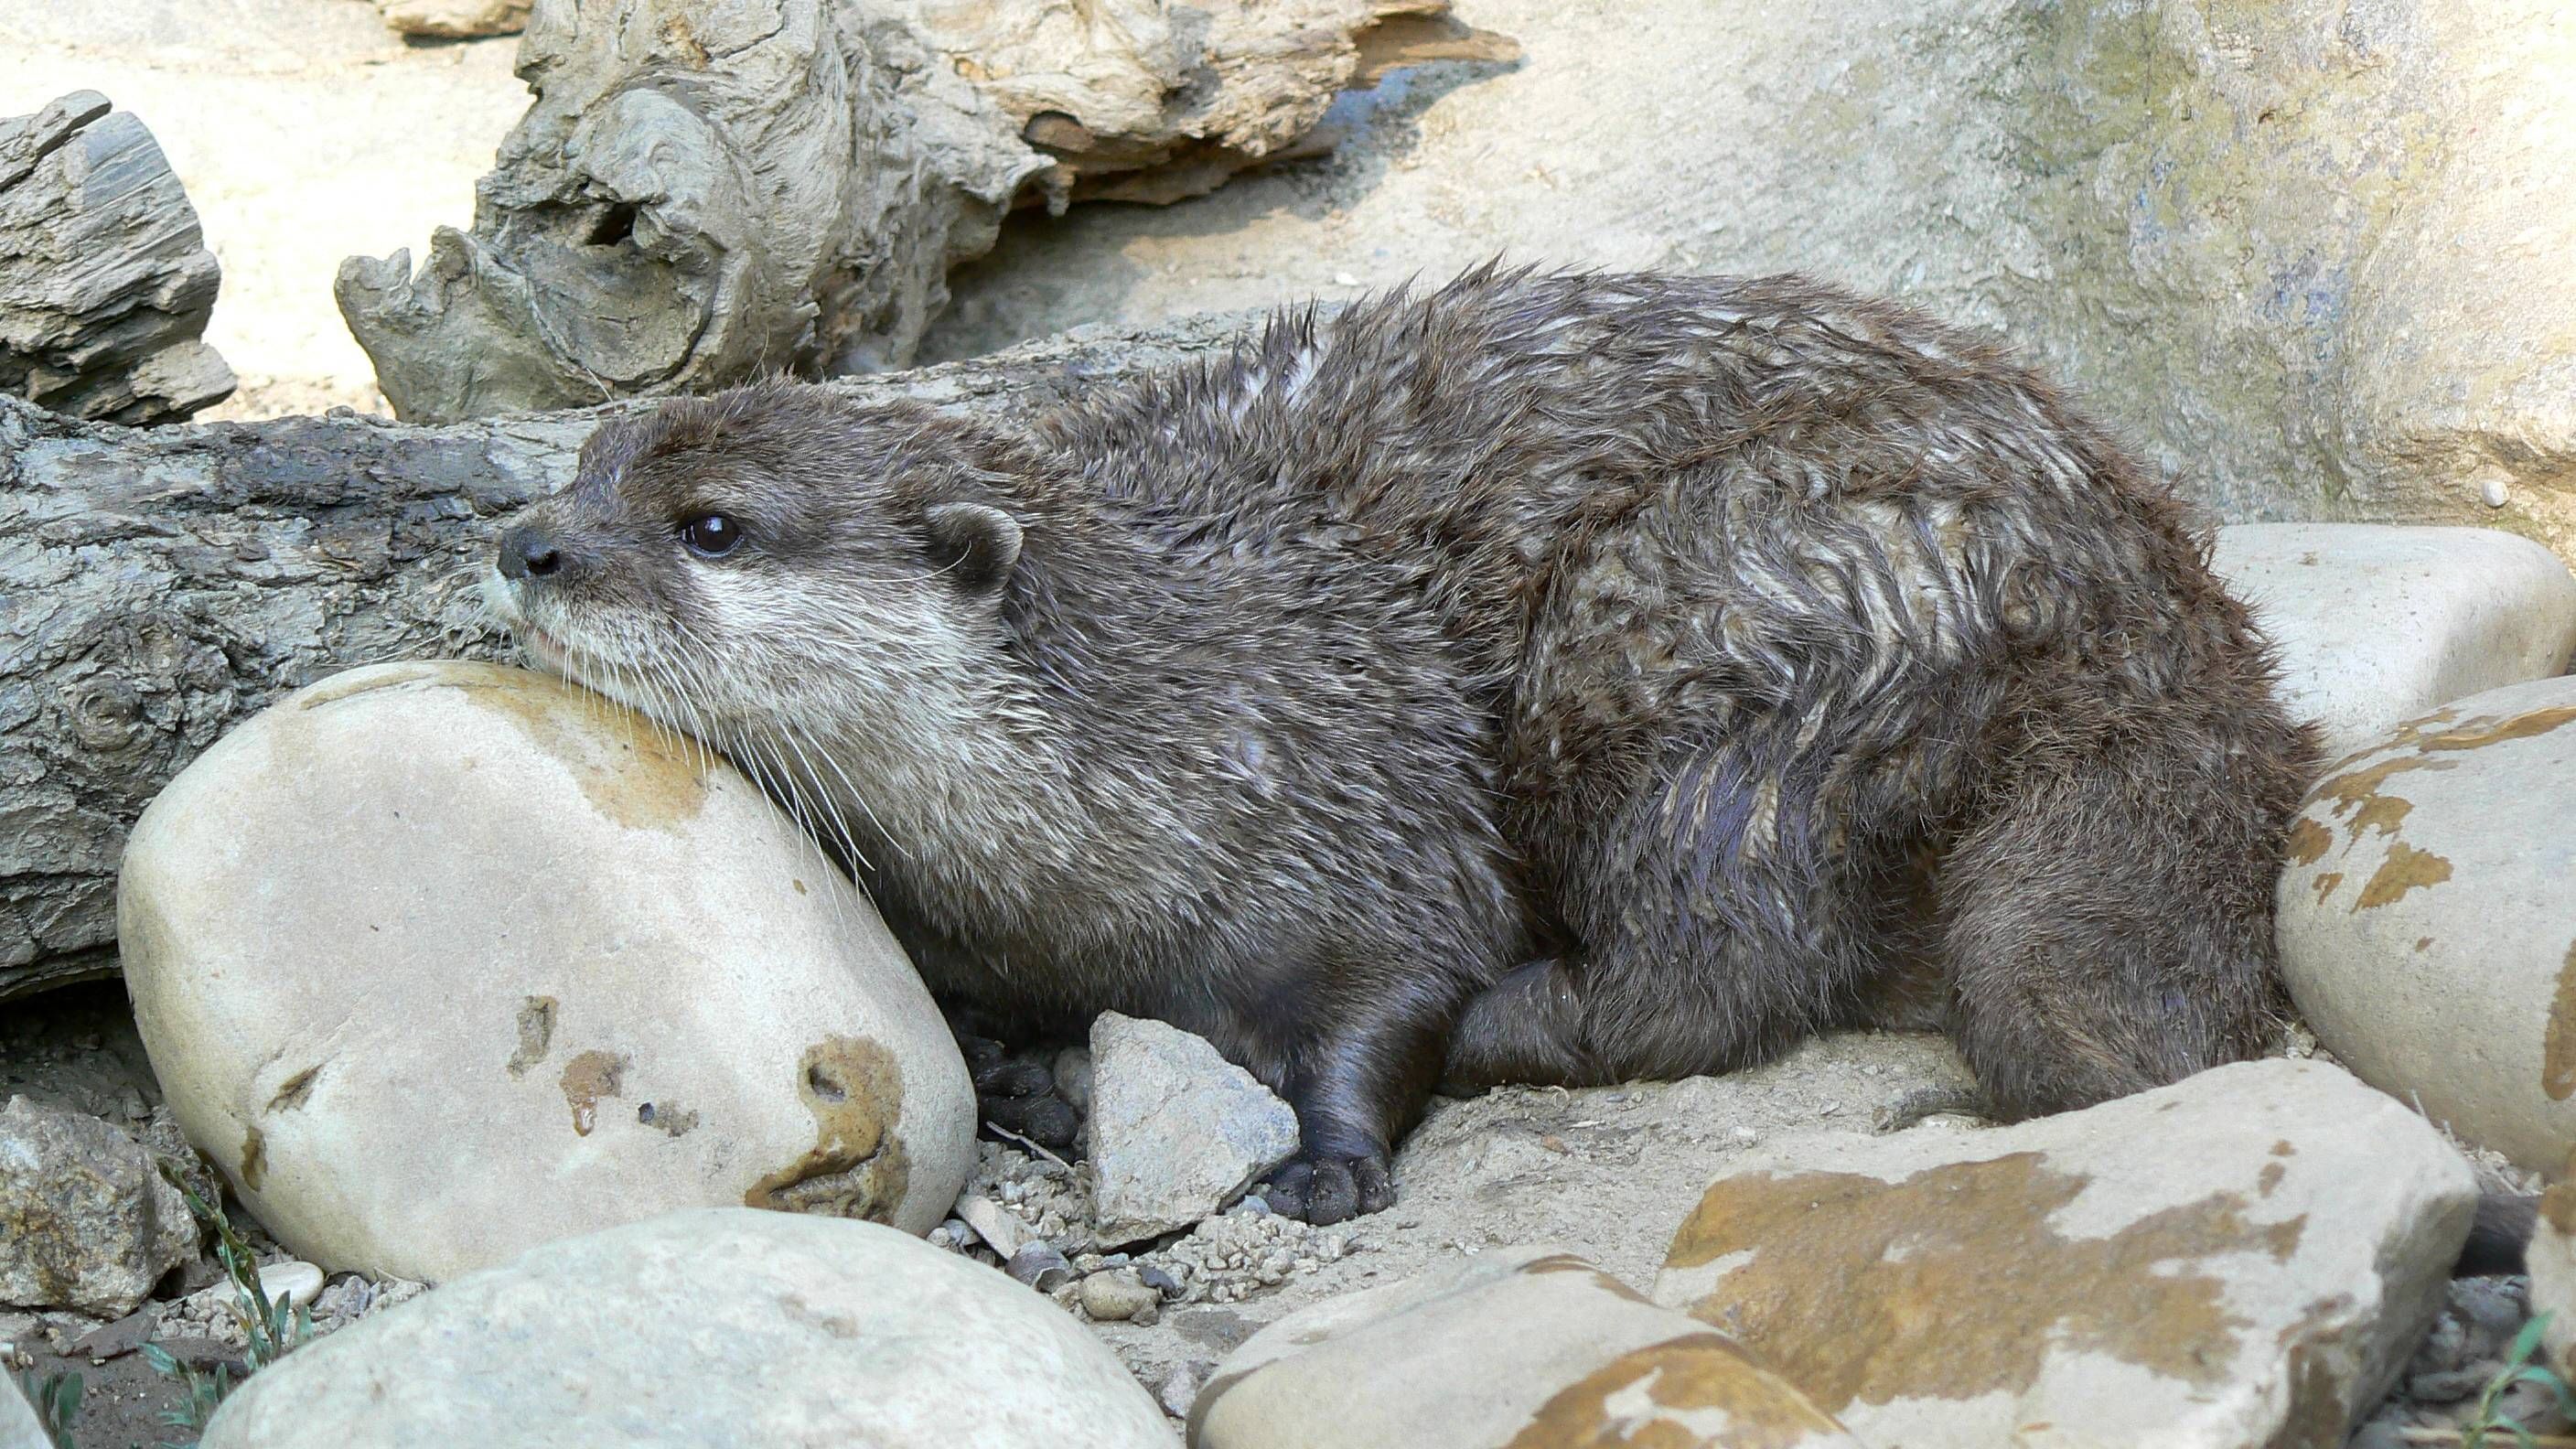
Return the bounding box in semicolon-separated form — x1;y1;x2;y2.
1651;1058;2477;1448
1191;1244;1860;1449
117;660;973;1282
199;1209;1173;1448
2211;524;2576;761
2277;675;2576;1173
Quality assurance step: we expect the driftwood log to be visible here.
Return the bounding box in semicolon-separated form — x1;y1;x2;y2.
896;0;1522;208
1;92;237;426
335;0;1513;424
0;309;1253;1002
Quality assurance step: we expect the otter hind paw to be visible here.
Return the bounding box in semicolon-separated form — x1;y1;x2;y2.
1262;1150;1394;1226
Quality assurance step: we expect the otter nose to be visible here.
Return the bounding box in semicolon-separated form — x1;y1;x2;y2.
498;525;565;582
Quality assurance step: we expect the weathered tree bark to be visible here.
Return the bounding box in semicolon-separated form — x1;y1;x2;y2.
0;309;1255;1002
1;92;237;426
334;0;1513;424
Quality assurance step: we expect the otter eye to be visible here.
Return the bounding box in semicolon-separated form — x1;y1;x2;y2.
679;513;743;557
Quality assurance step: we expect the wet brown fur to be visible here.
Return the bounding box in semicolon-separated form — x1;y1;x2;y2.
490;265;2324;1224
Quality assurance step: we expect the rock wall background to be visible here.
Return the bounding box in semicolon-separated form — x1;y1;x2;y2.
926;0;2576;563
7;0;2569;563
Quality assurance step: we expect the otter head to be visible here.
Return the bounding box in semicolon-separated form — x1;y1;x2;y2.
485;381;1036;762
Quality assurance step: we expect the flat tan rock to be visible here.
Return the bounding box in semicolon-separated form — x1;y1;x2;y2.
1652;1058;2477;1448
2276;675;2576;1171
1192;1245;1859;1449
118;660;974;1283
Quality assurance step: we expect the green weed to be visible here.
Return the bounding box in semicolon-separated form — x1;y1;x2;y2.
2459;1311;2576;1448
11;1367;80;1449
139;1162;312;1446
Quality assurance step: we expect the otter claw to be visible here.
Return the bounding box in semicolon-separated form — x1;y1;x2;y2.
1263;1151;1393;1226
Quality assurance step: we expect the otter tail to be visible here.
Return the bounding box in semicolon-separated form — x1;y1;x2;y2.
2456;1190;2539;1277
1937;655;2320;1120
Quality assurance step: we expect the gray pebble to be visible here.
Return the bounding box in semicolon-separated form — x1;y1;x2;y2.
1156;1361;1212;1419
1078;1270;1163;1323
1052;1047;1094;1116
955;1197;1034;1257
2454;1282;2529;1344
2405;1366;2493;1404
1005;1243;1074;1293
257;1261;326;1311
1138;1265;1183;1300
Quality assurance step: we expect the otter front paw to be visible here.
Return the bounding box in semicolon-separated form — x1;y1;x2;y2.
961;1034;1082;1152
1261;1149;1394;1226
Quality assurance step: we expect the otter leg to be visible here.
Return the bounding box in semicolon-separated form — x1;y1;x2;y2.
1260;964;1459;1226
1937;735;2291;1120
1439;957;1595;1089
1446;741;1902;1089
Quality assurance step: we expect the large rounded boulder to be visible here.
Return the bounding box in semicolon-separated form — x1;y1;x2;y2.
117;661;974;1282
198;1208;1174;1448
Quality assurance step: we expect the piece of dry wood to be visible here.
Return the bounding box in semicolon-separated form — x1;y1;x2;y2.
0;307;1257;1002
335;0;1515;423
905;0;1523;208
0;91;236;426
335;0;1048;425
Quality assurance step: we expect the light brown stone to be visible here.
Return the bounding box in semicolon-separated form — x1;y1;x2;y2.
1652;1058;2476;1448
372;0;527;38
1193;1245;1859;1449
118;661;974;1282
200;1208;1172;1448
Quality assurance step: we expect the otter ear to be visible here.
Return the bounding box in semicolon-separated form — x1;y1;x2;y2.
921;500;1024;593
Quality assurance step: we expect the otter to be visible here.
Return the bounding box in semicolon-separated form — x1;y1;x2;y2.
486;265;2321;1228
